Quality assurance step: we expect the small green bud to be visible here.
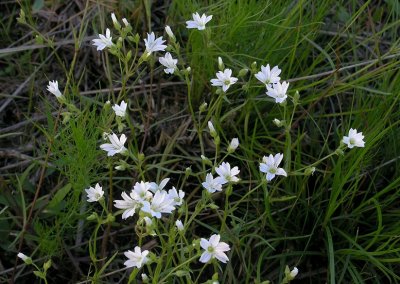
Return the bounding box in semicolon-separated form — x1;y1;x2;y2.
304;167;316;176
87;212;98;221
138;153;145;162
251;61;257;72
218;57;225;71
238;68;248;77
199;102;208;113
214;136;220;146
293;90;300;104
272;118;285;127
43;259;52;271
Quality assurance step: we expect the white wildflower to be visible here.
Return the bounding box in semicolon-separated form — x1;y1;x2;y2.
47;80;63;98
343;128;365;148
215;162;240;184
112;100;127;117
159;52;178;74
124;247;149;269
144;32;167;56
92;28;113;51
85;183;104;202
210;69;238;92
255;64;281;86
259;153;287;181
199;234;230;263
100;133;127;156
266;81;289;103
186;12;213;30
202;173;223;193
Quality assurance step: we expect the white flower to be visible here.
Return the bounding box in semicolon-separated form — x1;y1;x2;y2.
227;138;239;153
92;28;113;51
114;191;139;219
100;133;127;156
186;12;212;30
165;25;175;40
85;183;104;202
131;181;153;203
141;190;175;219
149;178;170;193
290;267;299;278
144;32;167;56
202;173;223;193
17;252;32;264
255;64;281;86
124;247;149;269
175;219;184;231
266;81;289;103
343;128;365;148
199;234;230;263
112;101;127;117
215;162;240;184
259;153;287;181
210;69;238;92
47;80;63;98
159;52;178;74
167;187;185;206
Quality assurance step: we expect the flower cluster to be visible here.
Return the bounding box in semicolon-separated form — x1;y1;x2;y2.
114;180;184;219
254;63;289;103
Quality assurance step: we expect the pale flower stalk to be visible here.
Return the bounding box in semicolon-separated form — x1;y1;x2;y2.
255;64;281;86
159;52;178;74
342;128;365;148
266;81;289;103
85;183;104;202
112;101;127;117
186;12;213;30
124;247;149;269
100;133;127;156
259;153;287;181
92;28;113;51
199;234;230;263
210;69;238;92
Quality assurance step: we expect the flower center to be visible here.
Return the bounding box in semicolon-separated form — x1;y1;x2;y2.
269;167;277;174
349;138;355;145
207;246;215;253
224;79;231;86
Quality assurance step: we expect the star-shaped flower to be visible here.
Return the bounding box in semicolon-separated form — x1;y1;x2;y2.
112;101;127;117
266;81;289;103
85;183;104;202
255;64;281;87
210;69;238;92
92;28;113;51
144;32;167;56
259;153;287;181
159;52;178;74
124;247;149;269
141;190;175;219
186;12;212;30
100;133;127;156
215;162;240;184
343;128;365;148
202;173;223;193
114;191;139;219
199;234;230;263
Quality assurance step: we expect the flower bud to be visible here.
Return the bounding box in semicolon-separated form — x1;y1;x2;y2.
304;167;316;176
138;153;145;162
165;25;175;41
141;273;149;283
238;68;248;77
218;57;225;71
43;259;52;271
272;118;285;127
122;18;129;27
17;253;32;265
111;13;121;30
199;102;208;113
208;121;217;138
227;138;239;153
293;91;300;104
87;212;98;221
175;219;184;231
251;61;257;72
289;267;299;280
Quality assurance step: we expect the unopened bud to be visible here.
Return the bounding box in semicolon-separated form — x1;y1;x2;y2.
218;57;225;71
208;121;217;137
272;118;285;127
238;68;248;77
122;18;129;27
199;102;208;112
165;25;175;41
304;167;316;176
43;259;52;271
227;138;239;153
111;13;121;30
